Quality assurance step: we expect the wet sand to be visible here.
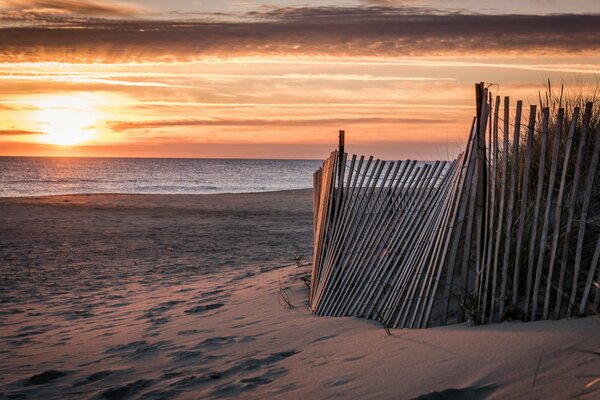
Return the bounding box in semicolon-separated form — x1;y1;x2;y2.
1;191;599;399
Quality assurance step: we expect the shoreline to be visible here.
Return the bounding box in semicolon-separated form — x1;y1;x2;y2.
0;188;313;200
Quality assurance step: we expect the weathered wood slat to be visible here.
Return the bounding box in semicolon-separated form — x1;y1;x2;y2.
378;163;441;323
532;108;563;320
361;162;436;321
439;118;478;324
481;96;501;322
313;152;340;304
420;170;463;327
411;162;462;328
352;161;418;318
499;100;522;319
325;159;392;314
318;159;385;314
345;161;418;317
331;161;399;315
362;161;424;319
554;103;593;317
524;108;549;320
489;97;510;322
512;105;536;308
394;162;455;327
568;123;600;315
579;234;600;316
372;163;437;323
543;108;579;318
388;166;452;326
312;155;370;310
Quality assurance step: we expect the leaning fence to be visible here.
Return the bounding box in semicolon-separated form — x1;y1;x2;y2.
310;83;600;328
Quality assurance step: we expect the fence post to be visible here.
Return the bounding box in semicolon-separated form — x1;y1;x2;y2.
338;130;345;200
476;83;483;126
475;83;488;275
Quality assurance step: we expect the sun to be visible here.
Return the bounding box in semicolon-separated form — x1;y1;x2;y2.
36;95;98;146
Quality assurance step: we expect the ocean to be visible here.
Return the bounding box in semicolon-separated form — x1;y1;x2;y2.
0;157;323;197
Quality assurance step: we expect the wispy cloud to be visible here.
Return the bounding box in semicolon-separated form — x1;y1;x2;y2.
109;117;453;132
0;0;143;16
360;0;416;4
0;129;41;135
0;73;193;88
0;7;598;62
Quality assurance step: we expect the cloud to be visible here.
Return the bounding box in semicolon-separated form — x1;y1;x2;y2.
0;0;142;16
109;117;453;132
360;0;417;4
0;7;598;62
0;129;40;135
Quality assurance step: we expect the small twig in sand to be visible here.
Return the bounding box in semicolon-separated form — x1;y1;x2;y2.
293;254;305;268
585;377;600;390
460;291;482;325
300;274;311;291
532;351;544;387
278;277;295;310
376;310;391;336
574;350;600;394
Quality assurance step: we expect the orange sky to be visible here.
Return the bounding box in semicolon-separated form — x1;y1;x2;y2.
0;1;599;159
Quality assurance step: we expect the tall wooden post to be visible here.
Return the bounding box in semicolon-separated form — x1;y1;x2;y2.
475;83;488;293
338;130;345;201
338;130;345;183
476;83;484;126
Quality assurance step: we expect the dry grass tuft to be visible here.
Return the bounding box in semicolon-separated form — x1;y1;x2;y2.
491;80;600;319
278;277;295;309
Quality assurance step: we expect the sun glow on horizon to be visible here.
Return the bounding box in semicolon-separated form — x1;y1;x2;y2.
35;95;99;146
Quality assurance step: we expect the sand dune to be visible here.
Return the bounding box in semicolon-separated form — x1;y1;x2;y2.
1;191;599;399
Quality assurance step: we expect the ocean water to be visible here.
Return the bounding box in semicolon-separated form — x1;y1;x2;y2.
0;157;322;197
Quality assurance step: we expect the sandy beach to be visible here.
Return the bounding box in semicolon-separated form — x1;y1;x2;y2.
1;190;599;400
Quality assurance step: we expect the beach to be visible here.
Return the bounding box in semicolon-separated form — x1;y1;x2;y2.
1;190;599;400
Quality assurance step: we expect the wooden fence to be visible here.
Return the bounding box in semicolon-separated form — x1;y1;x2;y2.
310;84;600;328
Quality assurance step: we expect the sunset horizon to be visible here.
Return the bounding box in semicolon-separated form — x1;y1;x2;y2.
1;0;599;159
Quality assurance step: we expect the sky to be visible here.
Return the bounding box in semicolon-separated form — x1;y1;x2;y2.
0;0;599;159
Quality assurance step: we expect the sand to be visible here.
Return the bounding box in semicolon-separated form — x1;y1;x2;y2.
1;190;599;399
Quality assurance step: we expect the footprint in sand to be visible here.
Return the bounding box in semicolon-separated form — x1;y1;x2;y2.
72;370;112;387
98;378;153;400
184;303;224;314
25;370;67;386
324;376;355;387
310;334;338;344
169;350;204;361
195;336;237;350
412;384;498;400
104;340;173;360
143;300;184;318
